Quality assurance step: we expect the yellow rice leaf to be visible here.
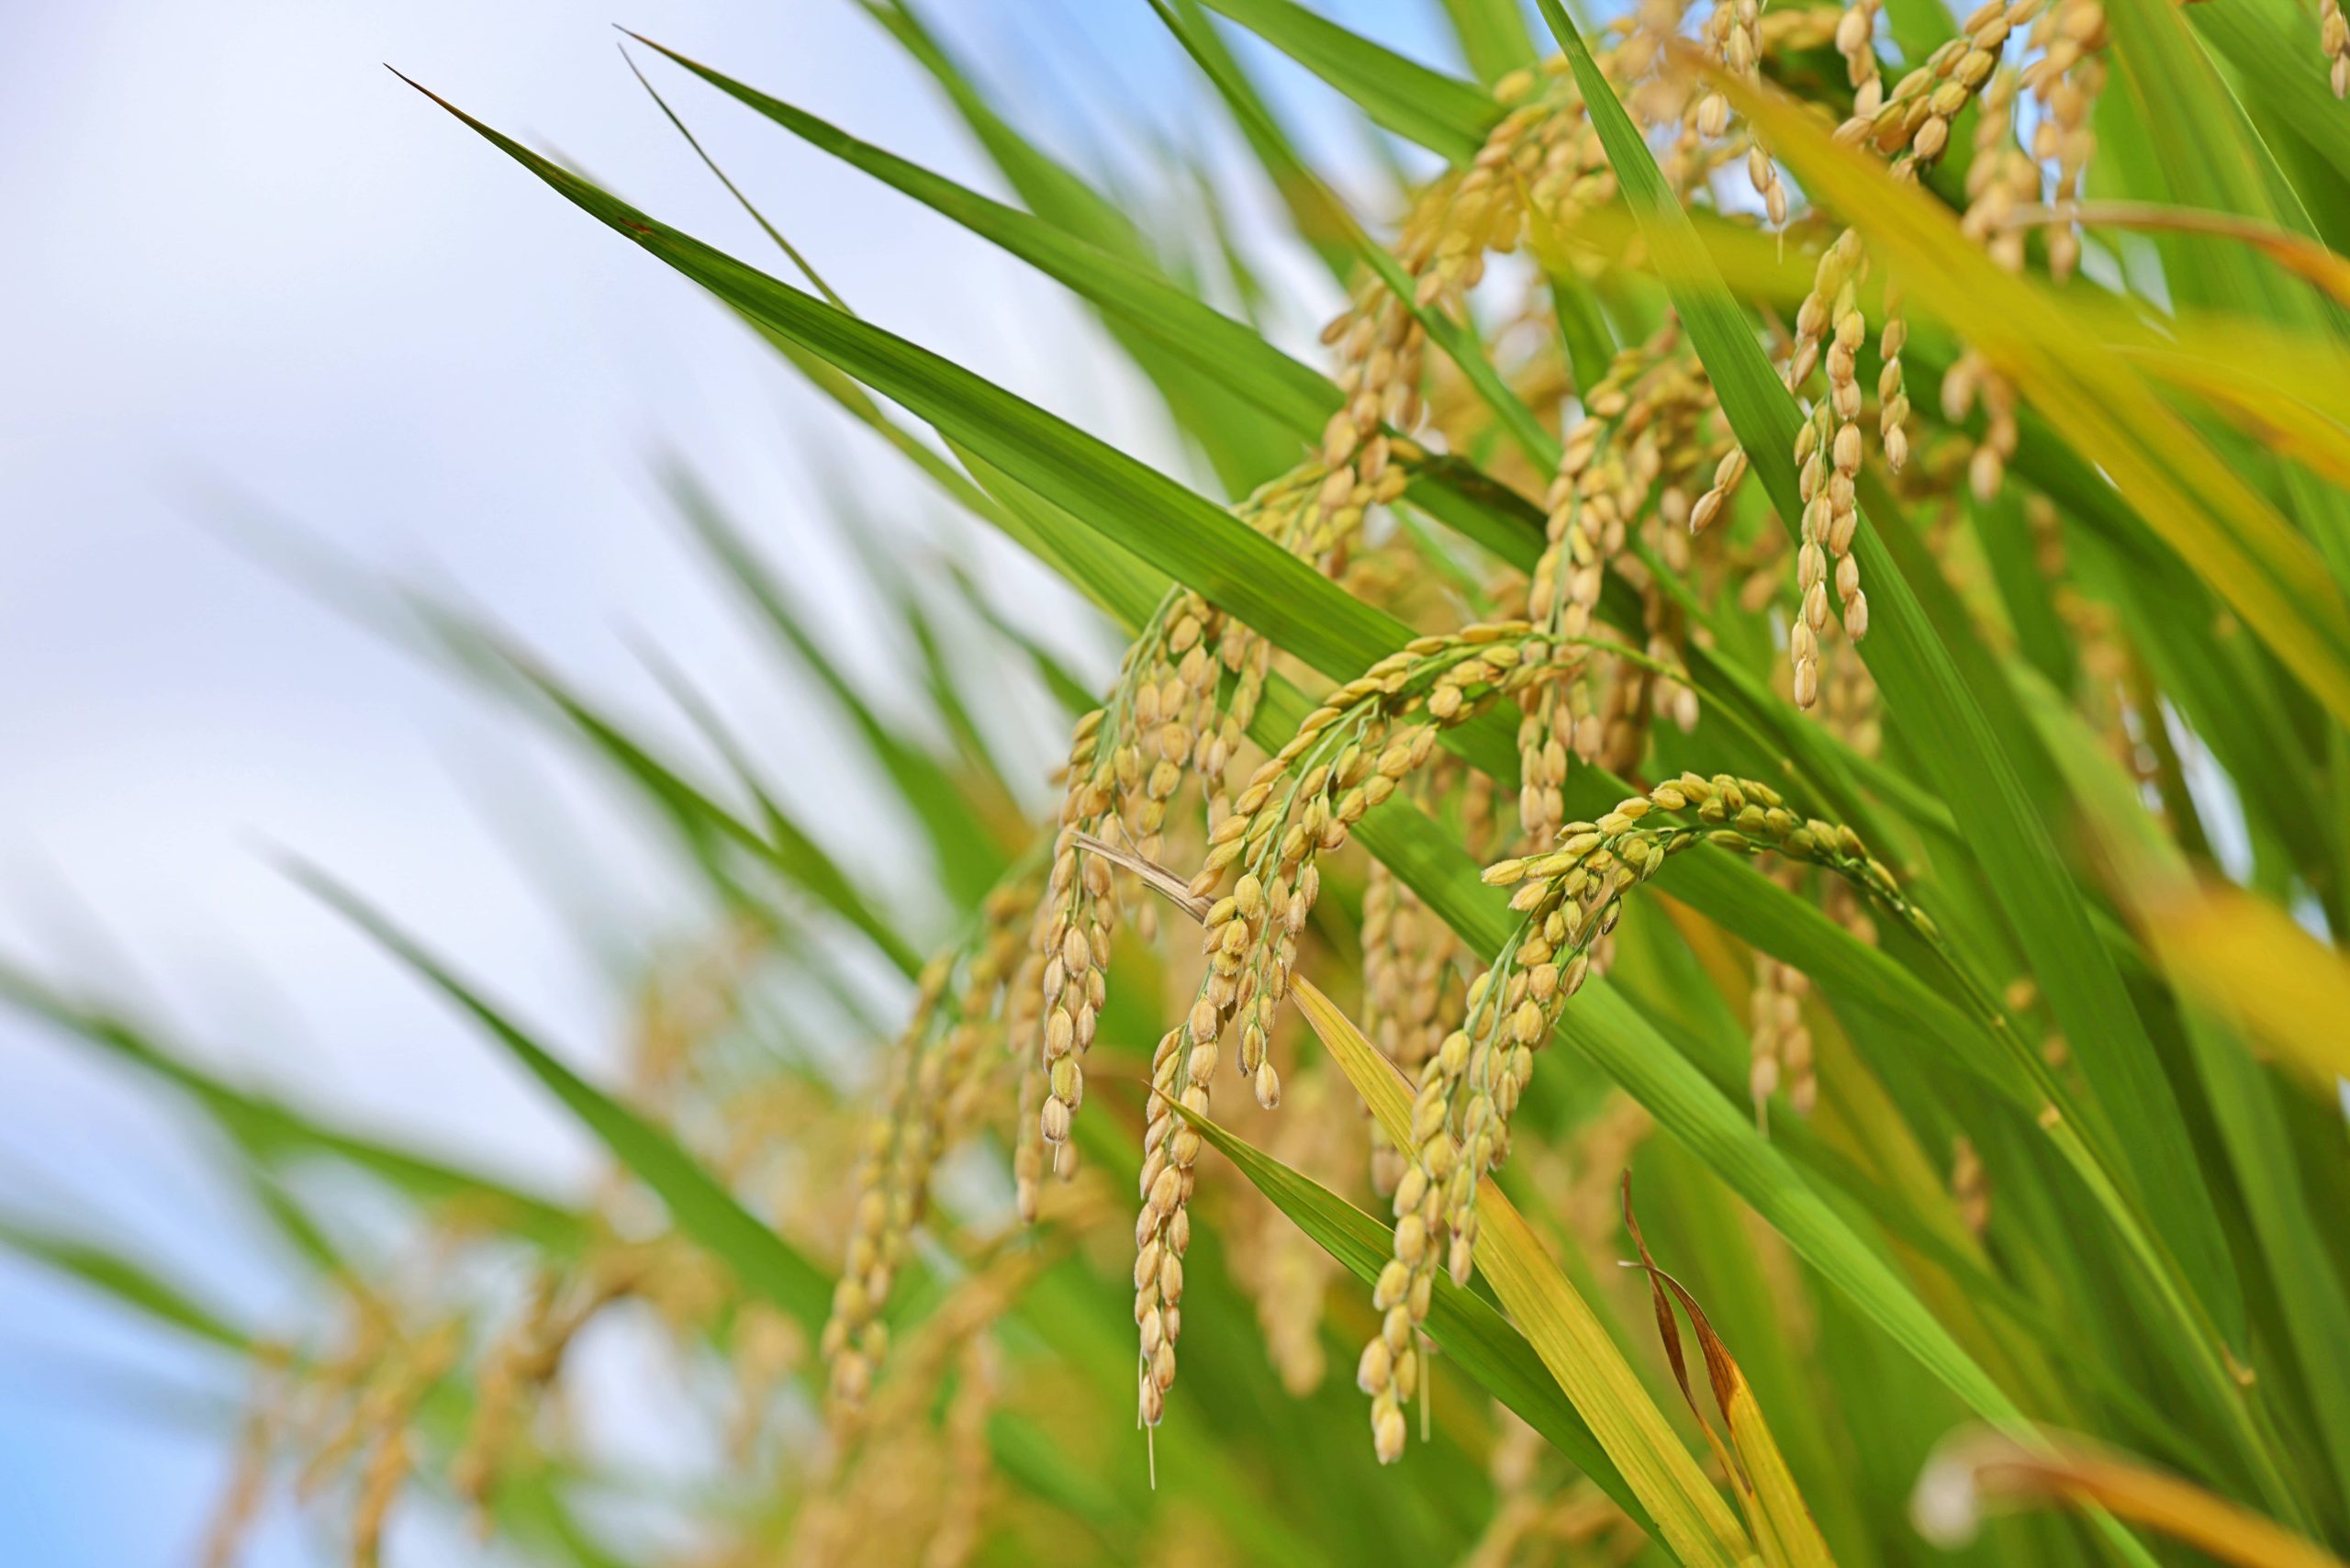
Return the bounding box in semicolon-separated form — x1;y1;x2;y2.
1708;58;2350;728
1916;1429;2350;1568
2116;346;2350;492
1292;978;1759;1568
2141;885;2350;1087
1621;1178;1839;1568
2001;201;2350;312
1546;195;2350;498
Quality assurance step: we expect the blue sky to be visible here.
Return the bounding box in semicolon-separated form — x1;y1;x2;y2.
0;1;1466;1562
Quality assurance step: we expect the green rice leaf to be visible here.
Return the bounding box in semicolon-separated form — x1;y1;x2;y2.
292;864;833;1332
2191;0;2350;196
1170;1092;1662;1539
1196;0;1503;160
854;0;1299;490
0;1215;250;1350
632;35;1338;445
1287;979;1753;1567
0;963;586;1249
1535;0;2253;1414
1155;0;1360;286
660;460;1013;908
1439;0;1539;84
2022;674;2350;1520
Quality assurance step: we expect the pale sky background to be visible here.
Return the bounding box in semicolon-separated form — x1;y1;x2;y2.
0;1;1460;1562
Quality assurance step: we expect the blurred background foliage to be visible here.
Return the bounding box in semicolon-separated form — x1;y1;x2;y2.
7;1;2350;1565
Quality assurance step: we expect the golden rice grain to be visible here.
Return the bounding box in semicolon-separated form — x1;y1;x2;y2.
825;878;1036;1412
1359;773;1916;1460
1953;1134;1993;1238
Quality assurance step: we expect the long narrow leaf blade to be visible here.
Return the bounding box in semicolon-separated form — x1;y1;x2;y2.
292;864;832;1331
1292;978;1756;1568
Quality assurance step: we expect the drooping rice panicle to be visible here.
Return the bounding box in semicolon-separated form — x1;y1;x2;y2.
825;877;1037;1411
1836;0;1888;115
1953;1134;1993;1238
2022;0;2108;279
1697;0;1789;228
1761;0;2119;703
1146;623;1588;1431
1231;1065;1352;1395
1360;860;1460;1194
1749;950;1816;1125
1522;325;1710;838
1360;773;1915;1460
1031;464;1401;1172
43;4;2350;1560
1950;69;2038;502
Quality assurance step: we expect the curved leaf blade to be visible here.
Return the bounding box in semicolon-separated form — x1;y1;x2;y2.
292;864;832;1332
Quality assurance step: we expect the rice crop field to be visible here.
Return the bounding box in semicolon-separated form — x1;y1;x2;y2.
13;1;2350;1564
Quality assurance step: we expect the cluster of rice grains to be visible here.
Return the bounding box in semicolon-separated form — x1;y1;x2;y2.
1696;0;1789;228
198;1222;740;1568
985;4;2047;1475
824;876;1038;1410
793;1256;1040;1568
1358;776;1904;1460
1138;624;1585;1437
1523;325;1713;843
179;0;2262;1544
1689;0;2127;710
1031;463;1386;1203
1777;230;1886;710
195;934;811;1566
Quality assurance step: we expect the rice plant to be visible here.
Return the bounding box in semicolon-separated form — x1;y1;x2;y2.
15;0;2350;1562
